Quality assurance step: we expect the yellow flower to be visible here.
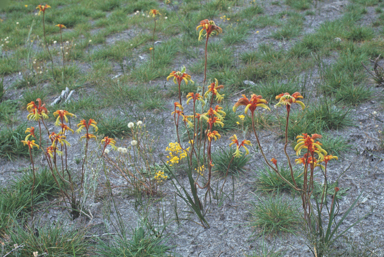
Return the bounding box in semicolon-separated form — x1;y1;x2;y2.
195;165;205;176
207;130;221;141
56;24;66;29
196;19;223;41
53;110;76;126
236;121;240;125
167;66;193;86
36;4;51;15
149;9;161;17
25;5;28;8
238;115;245;121
229;134;251;158
21;140;39;150
275;92;305;110
149;47;153;51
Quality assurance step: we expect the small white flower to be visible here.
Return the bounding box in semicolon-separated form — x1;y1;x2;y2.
117;147;124;153
5;41;9;44
130;44;133;46
375;124;379;127
121;148;128;154
165;17;168;19
104;149;110;154
33;252;38;257
66;41;69;44
142;13;145;16
16;22;19;25
131;140;138;146
147;15;149;18
128;122;134;128
228;7;231;9
372;111;377;115
39;71;43;74
53;41;57;44
137;121;143;127
65;52;68;55
60;46;63;49
89;39;92;43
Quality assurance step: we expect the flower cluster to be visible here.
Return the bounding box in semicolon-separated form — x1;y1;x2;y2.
154;170;168;182
195;165;205;176
294;133;338;169
196;19;223;41
229;134;251;158
165;142;189;166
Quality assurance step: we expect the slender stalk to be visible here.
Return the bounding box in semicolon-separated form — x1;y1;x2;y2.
250;112;299;191
283;108;298;188
28;148;35;221
203;35;209;95
59;28;65;83
178;81;182;106
42;13;55;80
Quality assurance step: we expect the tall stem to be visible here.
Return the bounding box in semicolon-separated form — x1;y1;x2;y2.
178;81;182;105
251;113;299;191
203;36;209;95
283;108;298;188
42;13;55;80
60;28;65;83
29;148;35;221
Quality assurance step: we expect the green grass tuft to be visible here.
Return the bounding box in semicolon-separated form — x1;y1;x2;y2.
212;147;250;176
0;123;39;159
282;101;353;140
249;191;301;236
96;226;171;256
256;166;303;193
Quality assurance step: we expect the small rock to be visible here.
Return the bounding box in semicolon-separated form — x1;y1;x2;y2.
243;80;256;86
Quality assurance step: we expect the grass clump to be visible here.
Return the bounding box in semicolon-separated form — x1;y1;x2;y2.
249;192;301;236
283;101;353;140
271;24;301;40
248;79;300;102
97;115;131;138
0;100;18;123
256;166;303;193
212;147;250;176
334;84;371;105
223;25;249;45
0;168;59;234
21;88;47;108
4;221;89;257
96;226;171;256
0;123;39;159
319;134;353;156
286;0;312;10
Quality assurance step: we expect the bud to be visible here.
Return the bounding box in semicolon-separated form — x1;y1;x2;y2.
271;158;277;166
335;187;340;193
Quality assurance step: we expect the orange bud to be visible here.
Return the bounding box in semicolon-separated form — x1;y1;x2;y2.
271;158;277;166
335;187;340;192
